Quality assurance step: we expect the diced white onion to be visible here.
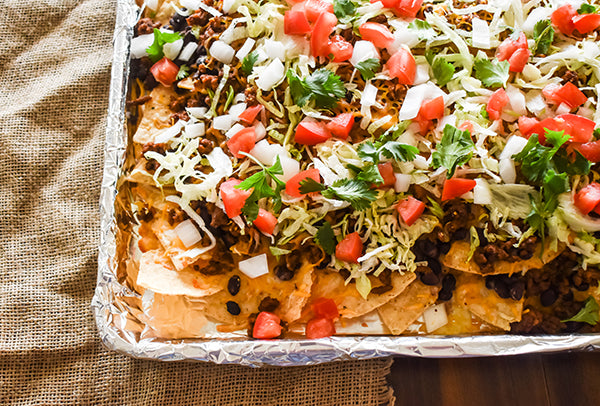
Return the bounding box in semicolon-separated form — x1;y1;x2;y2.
499;159;516;184
506;85;527;116
250;140;287;166
350;41;379;66
225;123;245;139
473;178;492;205
196;0;222;16
582;41;600;59
413;155;429;170
179;0;200;10
414;64;430;85
500;135;528;160
398;82;445;121
186;107;207;118
213;115;235;131
163;39;183;60
185;122;206;138
130;34;154;59
471;18;491;49
423;304;448;333
178;42;198;62
234;93;246;104
255;58;285;91
222;0;237;13
174;219;202;248
144;0;158;11
239;254;269;279
362;83;378;107
394;173;411;193
556;102;571;115
229;102;247;117
235;38;255;60
154;120;185;144
209;41;235;64
525;92;547;116
254;122;266;141
264;39;286;61
388;28;420;52
277;156;300;182
522;7;553;35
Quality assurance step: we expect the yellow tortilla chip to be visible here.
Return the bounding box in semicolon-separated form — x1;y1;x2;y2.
133;85;177;144
441;240;563;276
377;280;440;335
310;270;416;319
454;273;523;331
137;250;227;297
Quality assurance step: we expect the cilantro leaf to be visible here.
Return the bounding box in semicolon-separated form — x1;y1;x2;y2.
176;64;190;80
357;142;380;163
300;69;347;109
513;131;569;184
562;296;600;325
236;157;286;221
315;221;336;255
299;178;377;210
356;164;385;184
408;19;437;40
241;51;258;76
147;29;182;63
333;0;357;23
553;149;591;176
431;57;455;87
355;58;380;81
358;140;418;165
577;3;598;14
473;58;510;88
431;125;475;178
532;20;555;56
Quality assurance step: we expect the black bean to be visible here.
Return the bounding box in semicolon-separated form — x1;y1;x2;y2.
438;289;453;301
421;239;439;259
439;241;452;255
494;281;511;299
510;281;525;301
428;258;442;274
226;301;241;315
420;270;440;286
576;282;590;291
275;265;294;281
442;274;456;291
170;12;188;31
227;275;241;296
485;276;496;290
540;289;558;306
258;297;280;312
453;228;468;240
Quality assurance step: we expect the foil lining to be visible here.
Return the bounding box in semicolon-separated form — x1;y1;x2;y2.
92;0;600;367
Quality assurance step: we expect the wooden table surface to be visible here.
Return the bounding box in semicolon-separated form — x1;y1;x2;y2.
390;352;600;405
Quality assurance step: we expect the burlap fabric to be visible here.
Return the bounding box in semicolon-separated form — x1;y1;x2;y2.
0;0;394;404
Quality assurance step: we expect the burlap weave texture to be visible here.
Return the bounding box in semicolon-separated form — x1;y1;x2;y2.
0;0;393;404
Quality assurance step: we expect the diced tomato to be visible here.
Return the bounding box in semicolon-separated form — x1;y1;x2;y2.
552;4;577;36
328;35;353;62
396;196;425;226
370;0;398;7
311;12;337;57
497;32;528;62
359;22;395;48
305;0;334;22
574;183;600;215
574;140;600;162
413;115;432;135
419;96;445;121
393;0;423;18
305;317;336;339
518;116;542;138
335;232;363;263
253;209;278;235
542;83;561;103
508;47;530;73
295;120;332;145
572;13;600;34
252;312;282;339
486;88;509;121
326;113;354;139
226;127;256;158
285;168;321;198
377;162;396;188
312;298;339;320
220;179;252;218
556;114;595;143
386;47;416;85
555;82;587;109
238;105;264;124
150;57;180;87
458;121;474;133
441;178;477;201
284;7;311;35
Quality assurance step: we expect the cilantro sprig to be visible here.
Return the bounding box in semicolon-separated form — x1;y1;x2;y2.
147;29;182;63
355;58;380;81
315;221;336;255
333;0;357;23
408;19;437;40
235;156;287;221
299;178;378;210
532;20;555;56
287;69;346;109
431;125;475;178
176;64;190;80
578;3;598;14
562;296;600;325
473;57;509;88
425;51;455;87
357;140;419;165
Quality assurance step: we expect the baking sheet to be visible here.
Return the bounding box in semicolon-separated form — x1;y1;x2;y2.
91;0;600;367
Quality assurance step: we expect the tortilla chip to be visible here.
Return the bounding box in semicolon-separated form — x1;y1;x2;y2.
309;270;416;319
454;273;523;331
441;240;563;276
133;85;177;144
137;250;227;297
377;280;440;335
126;160;157;185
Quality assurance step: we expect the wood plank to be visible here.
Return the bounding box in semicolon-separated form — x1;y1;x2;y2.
542;352;600;406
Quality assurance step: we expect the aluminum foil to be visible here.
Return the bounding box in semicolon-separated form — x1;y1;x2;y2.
92;0;600;367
